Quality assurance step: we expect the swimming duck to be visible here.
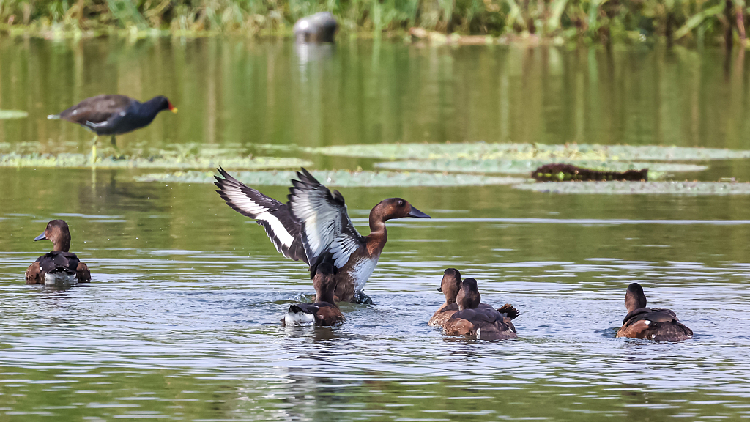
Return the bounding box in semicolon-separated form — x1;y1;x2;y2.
428;268;464;327
616;283;693;341
282;261;344;326
214;168;430;303
49;95;177;159
429;268;519;327
26;220;91;285
443;278;518;340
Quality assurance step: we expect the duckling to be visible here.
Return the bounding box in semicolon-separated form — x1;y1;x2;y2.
616;283;693;341
26;220;91;285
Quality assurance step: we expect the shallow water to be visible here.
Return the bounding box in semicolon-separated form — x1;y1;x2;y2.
2;39;750;421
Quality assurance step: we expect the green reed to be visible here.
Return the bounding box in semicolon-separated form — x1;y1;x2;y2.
0;0;745;45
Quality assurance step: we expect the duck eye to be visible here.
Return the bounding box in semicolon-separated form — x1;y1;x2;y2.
397;200;404;206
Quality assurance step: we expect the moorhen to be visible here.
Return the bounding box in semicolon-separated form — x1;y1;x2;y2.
49;94;177;159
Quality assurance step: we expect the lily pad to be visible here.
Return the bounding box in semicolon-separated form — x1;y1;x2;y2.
135;170;528;187
0;110;29;119
375;159;706;177
304;143;750;161
515;181;750;195
0;153;311;170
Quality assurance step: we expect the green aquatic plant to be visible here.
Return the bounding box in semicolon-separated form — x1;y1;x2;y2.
375;159;706;176
0;110;29;119
135;170;527;187
0;153;311;170
305;143;750;161
516;181;750;195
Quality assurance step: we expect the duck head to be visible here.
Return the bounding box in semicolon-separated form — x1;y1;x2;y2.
34;219;71;252
438;268;462;304
370;198;430;226
625;283;648;313
456;278;481;311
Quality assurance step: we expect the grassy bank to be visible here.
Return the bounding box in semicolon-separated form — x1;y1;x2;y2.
0;0;746;45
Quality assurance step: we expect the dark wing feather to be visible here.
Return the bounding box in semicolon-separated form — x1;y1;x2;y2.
57;95;136;125
214;168;307;263
445;308;517;339
649;308;679;321
37;252;79;275
288;168;364;272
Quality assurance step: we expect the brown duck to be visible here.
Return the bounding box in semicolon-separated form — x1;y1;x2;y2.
26;220;91;285
616;283;693;341
215;168;430;304
282;261;344;326
429;268;518;328
443;278;519;340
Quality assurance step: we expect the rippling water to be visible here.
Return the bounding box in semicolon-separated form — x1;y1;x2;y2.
2;169;750;420
2;38;750;420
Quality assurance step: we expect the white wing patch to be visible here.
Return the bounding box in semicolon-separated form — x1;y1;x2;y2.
291;189;346;260
222;188;269;216
329;234;361;268
221;185;294;248
256;211;294;248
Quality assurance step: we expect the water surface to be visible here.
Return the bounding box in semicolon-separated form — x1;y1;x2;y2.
1;39;750;421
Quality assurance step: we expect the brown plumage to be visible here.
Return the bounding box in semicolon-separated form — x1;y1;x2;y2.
282;261;344;326
428;268;463;327
26;220;91;285
430;269;520;327
443;278;518;340
616;283;693;341
214;168;430;304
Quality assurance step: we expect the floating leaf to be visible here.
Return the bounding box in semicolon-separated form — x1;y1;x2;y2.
305;143;750;161
0;110;29;119
135;170;527;187
516;181;750;195
375;159;706;177
0;153;311;170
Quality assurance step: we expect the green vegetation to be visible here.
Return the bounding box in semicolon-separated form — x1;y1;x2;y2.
0;0;746;45
0;142;311;169
0;110;29;119
135;170;526;186
375;159;706;177
0;152;310;169
517;181;750;194
304;143;750;161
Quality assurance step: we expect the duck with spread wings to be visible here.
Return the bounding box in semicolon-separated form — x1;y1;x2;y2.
214;168;430;303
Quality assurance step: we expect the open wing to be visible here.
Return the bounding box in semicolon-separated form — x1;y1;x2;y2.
288;169;364;273
214;168;307;263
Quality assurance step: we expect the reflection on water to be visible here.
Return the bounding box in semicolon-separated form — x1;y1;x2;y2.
1;38;750;420
2;38;750;151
